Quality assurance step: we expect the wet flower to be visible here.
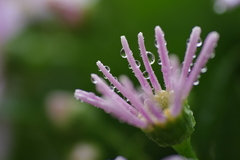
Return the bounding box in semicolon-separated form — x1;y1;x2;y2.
75;26;219;147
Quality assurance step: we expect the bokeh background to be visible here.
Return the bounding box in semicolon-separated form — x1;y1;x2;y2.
0;0;240;160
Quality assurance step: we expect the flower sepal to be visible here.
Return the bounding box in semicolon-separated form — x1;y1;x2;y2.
143;102;195;147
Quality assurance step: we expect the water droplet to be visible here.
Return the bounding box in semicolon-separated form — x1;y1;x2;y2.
147;52;155;65
193;55;196;59
154;39;158;48
123;97;129;102
91;77;97;84
186;38;202;47
120;48;127;58
197;38;202;47
188;68;191;72
110;85;115;91
210;52;215;59
128;64;132;69
158;59;162;65
193;80;199;86
143;71;150;79
103;75;108;79
197;75;201;79
186;38;190;45
201;67;207;73
114;76;118;81
105;66;110;72
190;63;193;66
116;89;120;93
135;60;141;67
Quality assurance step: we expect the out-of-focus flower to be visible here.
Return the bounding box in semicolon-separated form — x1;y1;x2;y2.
45;91;79;126
69;142;100;160
0;0;99;44
161;155;191;160
0;121;12;160
75;26;219;147
114;155;191;160
113;156;127;160
214;0;240;13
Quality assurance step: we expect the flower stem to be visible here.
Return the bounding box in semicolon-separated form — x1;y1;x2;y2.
172;138;198;160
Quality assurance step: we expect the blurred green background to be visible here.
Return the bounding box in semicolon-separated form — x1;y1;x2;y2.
1;0;240;160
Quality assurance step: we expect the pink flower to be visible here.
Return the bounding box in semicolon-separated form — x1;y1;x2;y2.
214;0;240;13
75;26;219;130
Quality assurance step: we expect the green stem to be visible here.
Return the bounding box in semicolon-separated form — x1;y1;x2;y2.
172;138;198;160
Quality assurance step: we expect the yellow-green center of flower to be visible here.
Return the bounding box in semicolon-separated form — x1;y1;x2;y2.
154;90;173;110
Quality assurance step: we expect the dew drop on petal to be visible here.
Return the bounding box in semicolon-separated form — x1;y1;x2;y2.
105;66;110;72
103;75;108;79
201;67;207;73
123;97;129;102
146;51;155;65
158;59;162;65
188;68;191;73
120;48;127;58
91;77;97;84
193;80;199;86
190;63;193;66
154;39;159;48
143;71;150;79
210;52;215;59
135;60;141;67
197;38;202;47
128;64;132;69
186;38;190;45
193;55;196;59
110;85;115;91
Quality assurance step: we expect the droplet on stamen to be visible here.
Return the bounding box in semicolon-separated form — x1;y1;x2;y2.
143;71;150;79
120;48;127;58
146;51;155;65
